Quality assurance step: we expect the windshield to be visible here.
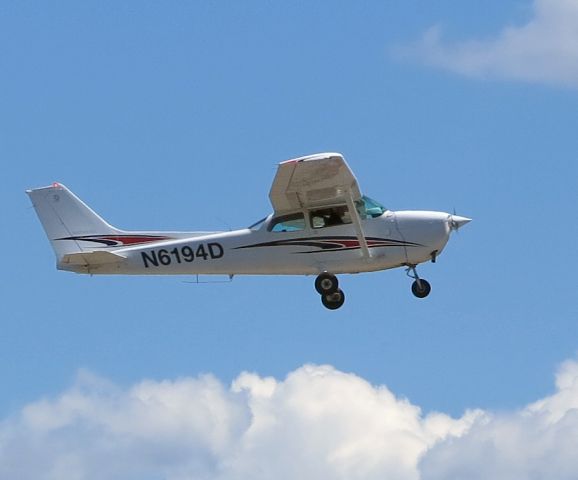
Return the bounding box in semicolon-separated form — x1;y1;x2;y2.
355;195;387;219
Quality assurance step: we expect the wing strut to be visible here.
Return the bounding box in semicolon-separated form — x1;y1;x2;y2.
345;190;371;259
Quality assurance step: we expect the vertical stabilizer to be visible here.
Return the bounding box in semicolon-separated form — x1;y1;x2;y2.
26;183;120;260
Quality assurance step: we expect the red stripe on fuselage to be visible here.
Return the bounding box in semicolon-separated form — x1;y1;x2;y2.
99;235;172;245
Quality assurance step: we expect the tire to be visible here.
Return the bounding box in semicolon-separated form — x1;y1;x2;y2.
315;273;338;295
411;279;431;298
321;289;345;310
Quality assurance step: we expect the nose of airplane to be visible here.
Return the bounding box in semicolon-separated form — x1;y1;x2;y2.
448;214;472;231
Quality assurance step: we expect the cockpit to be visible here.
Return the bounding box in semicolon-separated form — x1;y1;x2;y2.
248;195;387;231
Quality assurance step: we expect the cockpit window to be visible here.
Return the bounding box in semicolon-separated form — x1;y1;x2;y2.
268;213;306;232
248;217;267;230
355;195;387;219
310;205;352;229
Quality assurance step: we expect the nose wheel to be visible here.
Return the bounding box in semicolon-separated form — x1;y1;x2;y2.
406;265;431;299
315;273;345;310
411;278;431;298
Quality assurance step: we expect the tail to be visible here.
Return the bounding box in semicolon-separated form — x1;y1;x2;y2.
26;183;121;262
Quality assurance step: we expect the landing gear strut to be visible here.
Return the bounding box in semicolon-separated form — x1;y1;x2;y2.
406;265;431;299
315;272;345;310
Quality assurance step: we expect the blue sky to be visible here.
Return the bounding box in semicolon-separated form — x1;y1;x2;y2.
2;1;578;478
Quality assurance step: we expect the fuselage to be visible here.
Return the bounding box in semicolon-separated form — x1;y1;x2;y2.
60;210;453;276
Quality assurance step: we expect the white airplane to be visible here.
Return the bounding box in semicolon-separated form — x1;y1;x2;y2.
27;153;470;310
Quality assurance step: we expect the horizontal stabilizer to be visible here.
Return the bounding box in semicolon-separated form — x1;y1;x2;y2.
60;251;126;269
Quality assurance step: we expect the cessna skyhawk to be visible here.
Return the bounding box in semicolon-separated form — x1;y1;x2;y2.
27;153;470;310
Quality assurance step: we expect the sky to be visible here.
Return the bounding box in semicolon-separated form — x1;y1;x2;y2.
1;0;578;478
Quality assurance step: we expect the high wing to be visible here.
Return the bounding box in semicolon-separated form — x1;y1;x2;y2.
269;153;362;214
269;152;370;258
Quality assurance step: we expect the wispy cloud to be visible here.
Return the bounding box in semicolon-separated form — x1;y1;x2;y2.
1;361;578;479
400;0;578;88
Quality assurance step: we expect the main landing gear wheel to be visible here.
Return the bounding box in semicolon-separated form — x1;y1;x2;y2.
321;289;345;310
411;279;431;298
315;273;345;309
315;272;339;295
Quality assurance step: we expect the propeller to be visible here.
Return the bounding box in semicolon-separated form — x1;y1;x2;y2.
448;209;472;232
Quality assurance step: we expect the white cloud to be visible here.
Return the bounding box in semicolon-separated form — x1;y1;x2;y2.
421;359;578;479
403;0;578;88
1;361;578;479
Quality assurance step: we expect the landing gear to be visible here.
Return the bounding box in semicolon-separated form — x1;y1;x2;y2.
321;289;345;310
411;279;431;298
406;265;431;299
315;273;345;309
315;272;339;295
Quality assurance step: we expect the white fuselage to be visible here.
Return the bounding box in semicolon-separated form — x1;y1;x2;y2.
60;210;452;276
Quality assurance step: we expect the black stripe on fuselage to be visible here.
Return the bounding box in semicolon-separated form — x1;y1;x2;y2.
234;236;423;253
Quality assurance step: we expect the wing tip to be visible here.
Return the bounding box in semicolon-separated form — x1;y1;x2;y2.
280;152;344;165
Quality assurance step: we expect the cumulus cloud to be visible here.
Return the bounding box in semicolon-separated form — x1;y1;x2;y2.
1;361;578;479
421;359;578;479
401;0;578;88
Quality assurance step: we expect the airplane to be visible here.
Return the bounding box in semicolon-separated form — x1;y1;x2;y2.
26;153;471;310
